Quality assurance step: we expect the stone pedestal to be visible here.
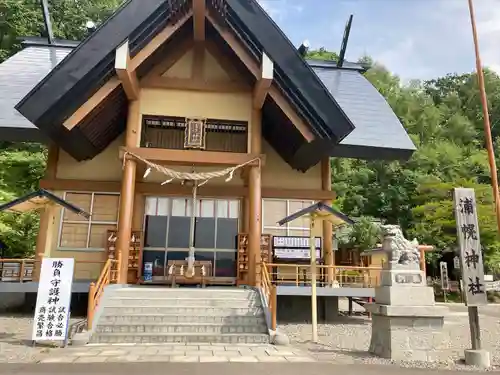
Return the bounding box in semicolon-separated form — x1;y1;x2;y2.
366;269;450;362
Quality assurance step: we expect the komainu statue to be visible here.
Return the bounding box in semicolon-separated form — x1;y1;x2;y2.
381;224;420;267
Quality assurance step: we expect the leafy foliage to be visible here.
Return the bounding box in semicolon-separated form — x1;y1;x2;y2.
0;0;123;62
308;48;500;273
336;216;382;251
0;7;499;270
0;1;121;257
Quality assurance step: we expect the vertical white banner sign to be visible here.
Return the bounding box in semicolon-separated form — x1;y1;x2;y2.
440;261;450;291
453;188;487;306
32;258;74;341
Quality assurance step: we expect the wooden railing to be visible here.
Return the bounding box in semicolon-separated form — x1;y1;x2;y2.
263;263;382;288
261;263;381;331
87;259;118;330
261;265;277;331
0;259;107;282
0;258;34;282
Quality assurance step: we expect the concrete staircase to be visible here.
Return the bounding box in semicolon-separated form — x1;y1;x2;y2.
90;286;270;344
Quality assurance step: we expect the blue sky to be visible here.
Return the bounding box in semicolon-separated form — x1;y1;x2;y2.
257;0;500;81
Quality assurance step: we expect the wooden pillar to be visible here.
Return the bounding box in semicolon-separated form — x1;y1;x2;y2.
418;246;433;276
33;204;56;281
132;193;145;230
117;101;140;284
420;248;425;274
321;158;334;284
243;196;250;232
33;144;59;281
248;109;262;287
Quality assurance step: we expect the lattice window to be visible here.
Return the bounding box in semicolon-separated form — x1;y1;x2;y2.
262;199;315;236
59;192;120;250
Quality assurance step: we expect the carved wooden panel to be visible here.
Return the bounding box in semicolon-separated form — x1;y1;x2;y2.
184;117;206;149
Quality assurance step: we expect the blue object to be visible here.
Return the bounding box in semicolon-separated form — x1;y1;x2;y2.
143;262;153;282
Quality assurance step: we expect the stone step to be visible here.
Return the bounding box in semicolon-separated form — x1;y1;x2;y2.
114;287;257;295
90;332;270;344
111;289;257;298
99;313;265;325
104;297;261;307
95;322;268;334
102;306;264;316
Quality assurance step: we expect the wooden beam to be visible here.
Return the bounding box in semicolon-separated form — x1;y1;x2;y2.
40;178;121;192
248;106;263;286
120;147;265;167
206;13;315;143
191;42;205;81
253;52;273;109
141;76;250;92
33;204;56;281
321;157;334;283
193;0;206;41
144;38;194;79
63;11;193;131
63;78;120;131
115;40;139;100
205;40;245;82
39;178;335;200
130;10;193;71
45;143;59;180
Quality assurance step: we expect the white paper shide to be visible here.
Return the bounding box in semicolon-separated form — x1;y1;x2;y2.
31;258;74;341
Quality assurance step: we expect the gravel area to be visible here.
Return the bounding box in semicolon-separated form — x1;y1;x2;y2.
1;303;499;371
280;303;500;372
0;314;83;363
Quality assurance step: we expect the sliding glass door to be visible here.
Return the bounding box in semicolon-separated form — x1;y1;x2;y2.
142;197;240;281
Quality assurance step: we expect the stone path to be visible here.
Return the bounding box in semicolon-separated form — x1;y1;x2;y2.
39;343;315;363
3;362;500;375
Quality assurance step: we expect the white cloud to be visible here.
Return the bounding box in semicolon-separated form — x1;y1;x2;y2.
471;2;500;73
437;0;500;70
373;37;432;80
256;0;303;22
257;0;500;79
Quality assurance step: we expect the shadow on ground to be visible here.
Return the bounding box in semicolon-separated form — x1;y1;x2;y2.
0;332;35;348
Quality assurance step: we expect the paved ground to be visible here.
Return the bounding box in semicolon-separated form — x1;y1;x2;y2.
1;362;500;375
0;315;82;363
38;343;314;363
1;301;500;371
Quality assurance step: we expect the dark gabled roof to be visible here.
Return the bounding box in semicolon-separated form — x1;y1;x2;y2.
9;0;415;169
310;63;416;160
278;201;355;227
224;0;354;141
0;45;70;143
20;36;80;49
0;189;91;219
306;59;368;72
14;0;358;172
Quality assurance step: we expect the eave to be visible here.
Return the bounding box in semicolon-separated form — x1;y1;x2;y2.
14;0;362;172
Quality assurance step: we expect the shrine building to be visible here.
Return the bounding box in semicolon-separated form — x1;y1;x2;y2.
0;0;415;316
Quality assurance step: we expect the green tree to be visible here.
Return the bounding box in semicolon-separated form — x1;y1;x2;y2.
306;47;338;61
0;0;123;62
337;216;382;251
307;48;500;270
0;0;121;257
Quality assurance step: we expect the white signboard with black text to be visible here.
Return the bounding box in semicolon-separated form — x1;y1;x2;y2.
453;188;488;306
440;261;450;291
32;258;74;342
273;236;322;260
